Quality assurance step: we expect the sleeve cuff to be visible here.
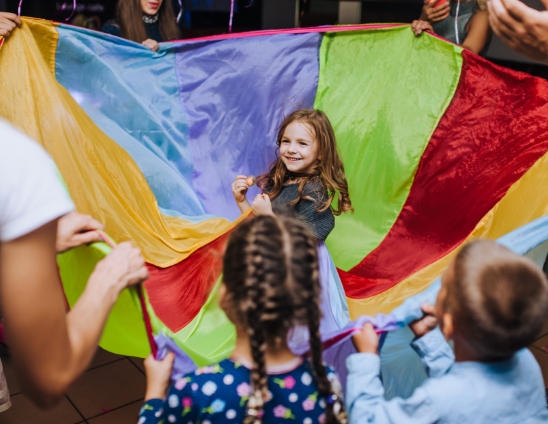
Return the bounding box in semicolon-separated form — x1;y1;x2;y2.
346;352;381;374
411;327;447;357
139;399;164;417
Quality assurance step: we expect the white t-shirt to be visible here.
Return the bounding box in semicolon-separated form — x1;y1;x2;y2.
0;120;75;242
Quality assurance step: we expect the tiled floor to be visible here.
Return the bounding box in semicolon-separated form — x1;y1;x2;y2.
0;344;146;424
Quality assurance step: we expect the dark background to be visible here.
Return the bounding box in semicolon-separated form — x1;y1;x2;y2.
1;0;547;77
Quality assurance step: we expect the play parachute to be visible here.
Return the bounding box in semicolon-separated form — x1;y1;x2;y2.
2;18;548;396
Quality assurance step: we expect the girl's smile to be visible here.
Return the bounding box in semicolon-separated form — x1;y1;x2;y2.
279;121;319;174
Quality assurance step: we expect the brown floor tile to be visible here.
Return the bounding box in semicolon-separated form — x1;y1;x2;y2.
128;357;145;375
88;347;125;370
0;393;83;424
2;355;22;396
87;400;143;424
67;359;145;419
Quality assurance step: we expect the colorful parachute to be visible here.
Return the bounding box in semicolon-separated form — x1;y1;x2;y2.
2;19;548;377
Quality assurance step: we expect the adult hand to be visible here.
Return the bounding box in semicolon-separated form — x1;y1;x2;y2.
232;175;251;204
89;242;148;293
412;19;435;36
251;193;274;216
421;0;450;23
0;12;22;37
144;352;175;401
488;0;548;63
352;323;379;354
409;304;438;338
56;212;104;253
142;38;159;52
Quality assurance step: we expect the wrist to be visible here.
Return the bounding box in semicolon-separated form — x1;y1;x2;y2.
87;269;124;303
145;384;169;401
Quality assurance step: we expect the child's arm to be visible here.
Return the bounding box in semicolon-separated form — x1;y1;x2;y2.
462;11;491;54
347;324;441;424
409;304;454;378
140;353;198;423
232;175;252;214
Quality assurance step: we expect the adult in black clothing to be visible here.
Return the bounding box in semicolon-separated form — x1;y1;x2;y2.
102;0;180;52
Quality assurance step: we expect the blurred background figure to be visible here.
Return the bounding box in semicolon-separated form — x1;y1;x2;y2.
102;0;180;51
412;0;492;55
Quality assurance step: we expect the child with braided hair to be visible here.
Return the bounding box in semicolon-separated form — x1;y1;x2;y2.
138;216;347;424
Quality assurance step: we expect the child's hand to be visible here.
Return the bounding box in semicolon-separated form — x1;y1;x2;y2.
232;175;251;204
412;19;434;36
422;0;450;23
352;323;379;354
251;194;274;216
142;38;159;52
409;304;438;338
144;352;175;401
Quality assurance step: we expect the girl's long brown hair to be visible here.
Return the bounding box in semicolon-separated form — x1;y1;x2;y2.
117;0;180;43
257;109;353;216
223;216;347;424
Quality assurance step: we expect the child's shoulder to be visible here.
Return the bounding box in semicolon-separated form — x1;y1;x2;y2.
302;177;328;198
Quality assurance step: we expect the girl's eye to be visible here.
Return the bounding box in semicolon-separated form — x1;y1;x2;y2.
299;142;308;146
281;139;289;144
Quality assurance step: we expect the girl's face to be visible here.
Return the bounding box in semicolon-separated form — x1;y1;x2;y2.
141;0;163;15
279;121;319;174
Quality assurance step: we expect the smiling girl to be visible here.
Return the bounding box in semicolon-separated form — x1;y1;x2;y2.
232;109;352;241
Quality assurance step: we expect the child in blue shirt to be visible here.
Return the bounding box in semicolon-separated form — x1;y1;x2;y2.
138;216;347;424
347;239;548;424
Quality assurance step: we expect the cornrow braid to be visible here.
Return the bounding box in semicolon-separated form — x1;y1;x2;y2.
284;223;347;424
223;216;345;424
242;223;268;423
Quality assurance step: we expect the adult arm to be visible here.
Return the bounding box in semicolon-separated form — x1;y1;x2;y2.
0;12;21;37
0;220;148;408
461;11;492;54
488;0;548;63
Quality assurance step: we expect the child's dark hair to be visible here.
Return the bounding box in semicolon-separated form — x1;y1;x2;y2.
223;216;346;424
257;109;353;216
447;239;548;358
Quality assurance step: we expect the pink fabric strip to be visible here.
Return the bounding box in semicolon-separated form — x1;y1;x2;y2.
229;0;235;33
17;0;23;16
65;0;77;22
167;23;404;44
98;232;158;358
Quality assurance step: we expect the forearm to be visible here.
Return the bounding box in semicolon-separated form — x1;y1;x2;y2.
346;353;386;423
346;352;440;423
64;276;123;382
410;328;454;378
0;221;121;407
237;199;251;214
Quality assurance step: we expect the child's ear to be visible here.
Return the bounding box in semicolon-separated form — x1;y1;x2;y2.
219;283;227;311
441;313;454;340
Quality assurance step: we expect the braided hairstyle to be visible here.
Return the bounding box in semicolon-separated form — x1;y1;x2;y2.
223;216;347;424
